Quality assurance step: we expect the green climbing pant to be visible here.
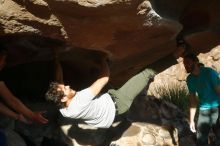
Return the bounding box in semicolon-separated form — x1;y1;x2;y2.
108;68;156;115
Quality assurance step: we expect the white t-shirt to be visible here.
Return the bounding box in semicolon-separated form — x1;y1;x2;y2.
60;88;116;128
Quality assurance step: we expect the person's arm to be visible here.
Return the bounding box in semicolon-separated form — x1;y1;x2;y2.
173;46;185;59
0;102;19;120
53;48;64;83
89;57;110;96
208;68;220;96
54;56;64;83
214;80;220;96
0;102;30;123
188;93;198;133
0;81;48;124
216;86;220;96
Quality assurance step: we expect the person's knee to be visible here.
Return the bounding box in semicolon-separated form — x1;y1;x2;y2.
142;68;157;79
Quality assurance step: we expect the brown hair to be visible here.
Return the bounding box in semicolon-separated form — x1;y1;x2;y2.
183;53;199;63
45;82;66;108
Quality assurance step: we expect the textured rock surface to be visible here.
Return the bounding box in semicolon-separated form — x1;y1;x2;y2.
149;45;220;95
0;0;220;146
1;0;220;87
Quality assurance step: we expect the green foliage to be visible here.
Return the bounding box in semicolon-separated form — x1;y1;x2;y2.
152;83;189;115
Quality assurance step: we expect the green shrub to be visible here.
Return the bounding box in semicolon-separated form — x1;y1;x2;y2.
151;83;189;115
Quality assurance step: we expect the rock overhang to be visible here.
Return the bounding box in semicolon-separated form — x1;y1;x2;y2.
0;0;220;90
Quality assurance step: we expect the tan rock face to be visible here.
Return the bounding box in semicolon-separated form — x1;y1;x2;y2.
1;0;220;87
0;0;181;88
149;46;220;95
0;1;219;145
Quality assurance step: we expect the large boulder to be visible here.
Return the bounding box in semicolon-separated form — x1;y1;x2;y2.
1;0;220;88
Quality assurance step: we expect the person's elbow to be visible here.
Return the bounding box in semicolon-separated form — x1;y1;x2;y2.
102;76;109;84
189;94;197;107
104;76;109;82
8;96;20;107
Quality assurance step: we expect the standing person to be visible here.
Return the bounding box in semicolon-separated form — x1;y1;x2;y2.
0;47;48;146
46;56;156;128
0;48;48;124
183;53;220;146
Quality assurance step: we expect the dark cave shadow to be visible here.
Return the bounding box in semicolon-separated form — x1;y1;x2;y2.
1;60;195;146
60;114;131;146
55;111;192;146
100;115;132;146
0;35;196;146
0;24;4;34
